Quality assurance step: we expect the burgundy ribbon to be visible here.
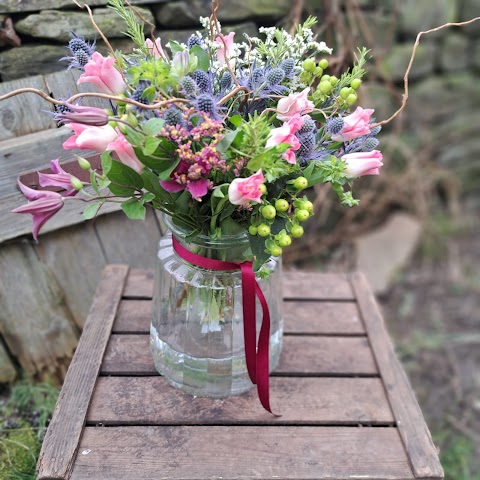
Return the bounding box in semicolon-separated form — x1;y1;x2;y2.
172;236;277;415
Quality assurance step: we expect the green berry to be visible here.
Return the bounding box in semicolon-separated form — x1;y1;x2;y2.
257;224;271;237
270;245;283;257
262;205;276;220
318;81;332;95
293;177;308;190
290;225;304;238
278;235;292;247
249;225;258;235
339;87;350;99
329;75;338;86
321;74;330;81
319;59;329;70
302;59;316;72
275;199;289;212
313;66;323;76
351;78;362;90
346;93;358;105
302;200;314;212
296;209;310;222
259;184;267;194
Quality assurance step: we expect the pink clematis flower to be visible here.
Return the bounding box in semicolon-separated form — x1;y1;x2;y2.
215;32;235;66
77;52;126;95
228;169;264;205
266;114;304;164
63;123;117;151
107;132;144;173
276;88;314;122
160;160;211;201
342;150;383;177
331;107;374;142
12;181;64;240
56;103;109;126
145;38;166;60
38;159;78;197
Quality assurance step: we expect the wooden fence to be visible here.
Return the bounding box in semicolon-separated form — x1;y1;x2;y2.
0;70;165;382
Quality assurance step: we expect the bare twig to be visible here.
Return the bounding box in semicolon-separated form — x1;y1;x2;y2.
289;0;305;35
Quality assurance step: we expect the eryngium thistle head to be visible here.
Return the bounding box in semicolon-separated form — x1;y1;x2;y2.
187;35;203;50
298;117;316;134
280;58;295;76
196;94;215;115
251;68;264;86
298;132;316;151
327;117;345;135
62;33;95;71
130;80;151;105
180;76;197;96
164;107;183;126
370;125;382;136
220;71;233;90
192;69;210;93
362;136;379;151
266;67;285;86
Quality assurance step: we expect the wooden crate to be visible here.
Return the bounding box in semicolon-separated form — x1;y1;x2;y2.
37;266;443;480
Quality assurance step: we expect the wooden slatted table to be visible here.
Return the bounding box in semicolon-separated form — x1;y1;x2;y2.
38;265;444;480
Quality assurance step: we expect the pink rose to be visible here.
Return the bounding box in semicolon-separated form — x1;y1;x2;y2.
228;169;264;205
266;115;304;164
342;150;383;177
78;52;126;95
215;32;235;66
63;123;118;151
107;132;144;173
276;88;314;121
145;38;166;60
331;107;374;142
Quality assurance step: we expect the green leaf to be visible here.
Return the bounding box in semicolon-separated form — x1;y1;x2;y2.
217;129;239;154
124;127;144;147
143;137;162;156
302;160;315;180
142;118;165;136
97;177;111;189
249;234;271;267
90;170;100;195
83;202;102;220
107;160;144;196
141;192;156;203
229;115;243;128
121;199;146;219
169;40;184;54
246;148;276;171
189;45;209;71
101;151;112;176
270;216;287;235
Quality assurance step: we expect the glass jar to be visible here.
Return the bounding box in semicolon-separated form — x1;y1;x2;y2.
150;216;284;398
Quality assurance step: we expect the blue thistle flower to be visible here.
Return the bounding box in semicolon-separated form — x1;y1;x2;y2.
298;117;316;134
280;58;295;76
327;117;345;136
164;107;184;126
180;76;197;96
266;67;285;86
130;80;151;106
299;132;316;151
193;93;225;120
370;125;382;136
191;69;211;94
362;136;379;151
251;67;265;88
220;71;233;90
187;35;204;50
60;32;95;71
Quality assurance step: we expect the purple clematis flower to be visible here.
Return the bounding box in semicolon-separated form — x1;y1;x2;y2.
38;159;78;197
12;181;65;240
54;103;109;126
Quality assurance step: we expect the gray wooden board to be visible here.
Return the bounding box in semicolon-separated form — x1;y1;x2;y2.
0;241;78;375
37;265;129;480
88;376;394;425
35;222;108;328
113;298;365;335
69;426;414;480
101;334;378;376
350;272;445;480
0;75;56;141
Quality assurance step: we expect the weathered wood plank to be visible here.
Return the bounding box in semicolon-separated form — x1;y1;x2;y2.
0;241;78;376
88;376;394;425
35;222;108;328
101;335;378;376
94;209;161;269
70;426;414;480
37;265;129;480
0;338;16;383
0;75;56;141
122;269;355;300
350;272;444;480
113;299;364;335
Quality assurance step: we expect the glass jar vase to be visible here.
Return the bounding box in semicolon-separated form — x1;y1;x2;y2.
150;216;284;398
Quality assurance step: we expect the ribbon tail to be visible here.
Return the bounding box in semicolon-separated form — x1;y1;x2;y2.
255;282;279;416
240;262;257;385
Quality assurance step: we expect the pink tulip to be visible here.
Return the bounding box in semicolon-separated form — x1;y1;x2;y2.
63;123;117;151
342;150;383;177
228;169;264;205
145;38;166;60
77;52;126;95
215;32;235;66
276;88;314;121
331;107;374;142
107;132;144;173
56;103;109;126
13;181;64;240
266;115;304;164
38;159;78;197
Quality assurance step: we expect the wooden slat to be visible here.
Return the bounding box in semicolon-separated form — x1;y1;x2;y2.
350;272;444;480
122;269;355;300
101;335;378;376
113;299;364;335
37;265;129;480
70;426;414;480
88;376;394;425
0;75;55;141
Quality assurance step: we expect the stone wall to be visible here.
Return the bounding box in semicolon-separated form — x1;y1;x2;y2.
1;0;479;191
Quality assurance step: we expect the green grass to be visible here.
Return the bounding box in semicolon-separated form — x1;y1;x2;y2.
0;380;59;480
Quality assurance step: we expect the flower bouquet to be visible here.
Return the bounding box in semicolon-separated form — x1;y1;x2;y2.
7;1;382;413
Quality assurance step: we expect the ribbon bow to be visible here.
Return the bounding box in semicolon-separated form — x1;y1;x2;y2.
172;236;277;415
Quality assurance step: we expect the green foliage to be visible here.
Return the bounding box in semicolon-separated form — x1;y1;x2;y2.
106;160;144;197
337;47;370;91
128;59;172;89
235;113;273;160
107;0;146;48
